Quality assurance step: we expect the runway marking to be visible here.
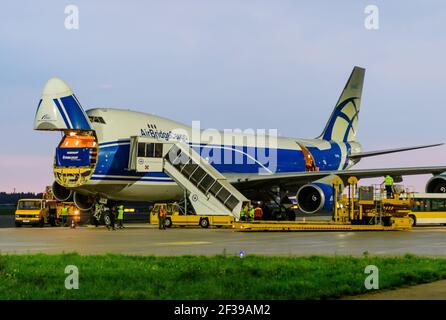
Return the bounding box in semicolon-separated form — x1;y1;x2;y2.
156;241;212;246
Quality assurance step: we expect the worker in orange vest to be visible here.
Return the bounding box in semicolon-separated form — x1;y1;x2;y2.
158;206;167;230
254;203;263;220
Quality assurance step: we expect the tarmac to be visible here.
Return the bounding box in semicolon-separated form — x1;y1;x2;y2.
1;223;446;256
2;220;446;299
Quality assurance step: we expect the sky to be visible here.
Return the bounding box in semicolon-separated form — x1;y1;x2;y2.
1;0;446;192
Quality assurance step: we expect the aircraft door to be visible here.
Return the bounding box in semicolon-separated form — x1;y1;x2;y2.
128;136;168;173
297;142;319;172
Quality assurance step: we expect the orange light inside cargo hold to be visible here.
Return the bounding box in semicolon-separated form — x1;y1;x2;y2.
60;135;97;148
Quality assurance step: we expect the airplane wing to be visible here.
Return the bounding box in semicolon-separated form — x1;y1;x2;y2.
230;166;446;190
349;143;443;160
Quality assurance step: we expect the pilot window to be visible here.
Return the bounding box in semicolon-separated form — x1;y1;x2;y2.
137;142;163;158
88;116;106;124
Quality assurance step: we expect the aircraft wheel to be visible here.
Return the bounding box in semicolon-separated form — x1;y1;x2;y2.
104;213;112;227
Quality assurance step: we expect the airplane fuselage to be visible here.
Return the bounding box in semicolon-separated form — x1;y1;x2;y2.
76;108;361;201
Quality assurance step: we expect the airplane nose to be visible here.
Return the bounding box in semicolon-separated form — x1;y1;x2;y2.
42;77;73;97
34;77;92;131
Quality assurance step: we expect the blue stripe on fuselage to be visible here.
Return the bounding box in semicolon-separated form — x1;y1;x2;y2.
307;142;342;171
93;140;344;179
99;139;131;147
90;176;174;182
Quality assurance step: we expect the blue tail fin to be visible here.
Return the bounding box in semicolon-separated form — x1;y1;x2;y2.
318;66;365;142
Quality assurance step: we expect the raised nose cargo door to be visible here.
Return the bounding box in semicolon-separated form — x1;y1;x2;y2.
34;77;92;131
34;78;98;188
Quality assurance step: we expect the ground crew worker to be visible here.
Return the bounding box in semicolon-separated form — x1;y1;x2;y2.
117;204;124;229
60;204;69;227
305;154;314;172
384;175;394;199
107;207;116;231
240;206;247;221
254;204;263;220
248;206;255;222
158;206;167;230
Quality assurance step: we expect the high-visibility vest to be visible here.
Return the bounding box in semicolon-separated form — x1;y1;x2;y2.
248;208;255;218
240;210;247;218
254;207;263;218
385;175;394;186
117;206;124;220
61;207;68;216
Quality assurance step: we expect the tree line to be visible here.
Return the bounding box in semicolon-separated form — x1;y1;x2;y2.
0;192;42;205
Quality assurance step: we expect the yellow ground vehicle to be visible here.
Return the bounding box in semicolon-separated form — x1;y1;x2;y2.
15;199;58;227
15;198;79;227
150;203;234;228
234;180;413;232
408;193;446;226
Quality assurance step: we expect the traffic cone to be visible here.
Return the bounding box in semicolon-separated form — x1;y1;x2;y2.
70;220;76;229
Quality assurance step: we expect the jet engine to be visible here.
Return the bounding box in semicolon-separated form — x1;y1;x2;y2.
73;192;95;211
52;181;72;202
296;175;342;214
426;174;446;193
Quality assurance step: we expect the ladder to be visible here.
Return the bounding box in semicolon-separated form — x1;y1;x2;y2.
373;184;383;225
163;143;250;220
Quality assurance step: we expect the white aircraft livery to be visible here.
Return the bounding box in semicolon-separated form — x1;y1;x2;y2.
34;67;446;218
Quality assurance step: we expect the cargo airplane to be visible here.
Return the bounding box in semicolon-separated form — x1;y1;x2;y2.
34;67;446;218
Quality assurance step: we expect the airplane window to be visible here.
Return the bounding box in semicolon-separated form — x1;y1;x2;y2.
88;116;106;124
155;144;163;158
146;143;155;157
137;142;163;158
137;143;146;157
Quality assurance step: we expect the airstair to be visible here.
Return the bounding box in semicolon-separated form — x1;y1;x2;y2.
128;137;250;220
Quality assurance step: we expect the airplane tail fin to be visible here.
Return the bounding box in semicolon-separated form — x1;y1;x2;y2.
318;66;365;142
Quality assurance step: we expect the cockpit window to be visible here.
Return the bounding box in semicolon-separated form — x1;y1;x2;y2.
88;116;106;124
